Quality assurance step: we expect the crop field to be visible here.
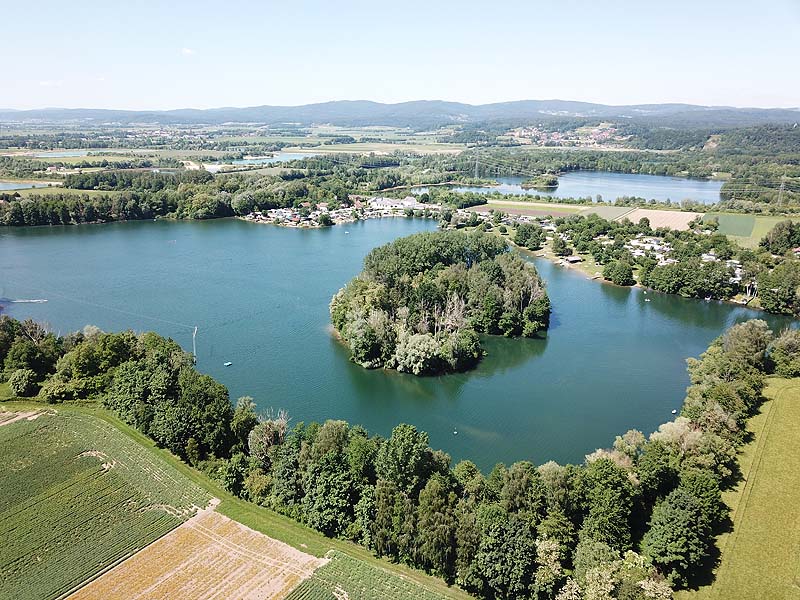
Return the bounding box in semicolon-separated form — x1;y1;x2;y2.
704;213;800;248
579;205;637;220
0;411;210;600
70;510;325;600
285;551;452;600
482;199;585;216
679;378;800;600
13;187;121;198
283;142;464;155
619;207;703;230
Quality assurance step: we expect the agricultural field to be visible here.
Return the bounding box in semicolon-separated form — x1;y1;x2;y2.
482;199;585;217
579;205;637;220
705;213;800;248
70;510;325;600
678;378;800;600
12;187;121;198
0;410;210;600
618;207;703;230
282;141;464;155
286;551;452;600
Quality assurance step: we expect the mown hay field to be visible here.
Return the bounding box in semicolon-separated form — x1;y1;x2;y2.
0;411;210;600
286;551;452;600
618;207;703;230
70;510;325;600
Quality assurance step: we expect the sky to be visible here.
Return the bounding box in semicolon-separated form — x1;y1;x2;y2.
4;0;799;110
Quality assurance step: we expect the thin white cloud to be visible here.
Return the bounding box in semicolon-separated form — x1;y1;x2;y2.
181;47;196;56
39;80;63;87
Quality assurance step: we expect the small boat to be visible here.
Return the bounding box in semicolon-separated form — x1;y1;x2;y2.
345;231;349;234
223;361;233;367
645;299;651;302
453;430;458;435
671;409;677;415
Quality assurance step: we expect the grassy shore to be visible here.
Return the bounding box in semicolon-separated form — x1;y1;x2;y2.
678;377;800;600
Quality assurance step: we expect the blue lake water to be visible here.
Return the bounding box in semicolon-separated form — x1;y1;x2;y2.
445;172;724;204
0;181;55;191
0;218;790;471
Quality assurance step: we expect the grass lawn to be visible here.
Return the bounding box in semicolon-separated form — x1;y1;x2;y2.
0;401;471;600
678;377;800;600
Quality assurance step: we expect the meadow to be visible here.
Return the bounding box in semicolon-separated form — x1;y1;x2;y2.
678;378;800;600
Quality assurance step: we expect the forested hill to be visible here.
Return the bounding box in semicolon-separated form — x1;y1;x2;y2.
1;100;798;128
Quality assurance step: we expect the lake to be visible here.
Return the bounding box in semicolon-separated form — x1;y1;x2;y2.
0;218;790;471
231;152;319;165
0;181;55;191
421;172;724;205
34;150;90;158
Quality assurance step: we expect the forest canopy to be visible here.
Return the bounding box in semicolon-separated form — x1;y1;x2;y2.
329;230;551;375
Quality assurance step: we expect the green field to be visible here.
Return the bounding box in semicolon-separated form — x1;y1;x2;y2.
286;551;452;600
0;410;210;600
679;378;800;600
0;403;471;599
704;213;800;248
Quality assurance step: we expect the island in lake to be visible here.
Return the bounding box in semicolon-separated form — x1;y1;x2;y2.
330;229;550;375
520;173;559;190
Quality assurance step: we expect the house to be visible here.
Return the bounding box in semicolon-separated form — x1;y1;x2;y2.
565;256;583;264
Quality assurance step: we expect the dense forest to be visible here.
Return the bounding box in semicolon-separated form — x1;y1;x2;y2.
330;231;551;375
2;314;795;598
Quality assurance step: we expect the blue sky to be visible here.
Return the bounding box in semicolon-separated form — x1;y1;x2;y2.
4;0;799;110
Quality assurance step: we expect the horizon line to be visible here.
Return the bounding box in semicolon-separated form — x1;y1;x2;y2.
2;98;800;113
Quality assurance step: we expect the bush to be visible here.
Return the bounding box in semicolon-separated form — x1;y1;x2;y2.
8;368;38;397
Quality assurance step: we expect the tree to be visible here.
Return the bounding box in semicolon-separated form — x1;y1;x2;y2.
769;328;800;376
551;235;571;257
232;396;259;452
603;260;635;286
417;475;457;579
301;452;356;536
375;423;431;496
473;516;538;599
641;488;709;587
248;411;289;468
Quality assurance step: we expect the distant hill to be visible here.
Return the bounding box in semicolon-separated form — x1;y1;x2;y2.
1;100;797;129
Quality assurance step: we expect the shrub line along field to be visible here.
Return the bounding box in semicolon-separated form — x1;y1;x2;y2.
0;402;470;600
678;378;800;600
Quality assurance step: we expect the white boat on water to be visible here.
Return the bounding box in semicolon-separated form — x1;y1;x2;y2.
224;361;233;367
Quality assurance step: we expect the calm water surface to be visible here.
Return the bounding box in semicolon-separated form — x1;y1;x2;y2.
0;181;54;191
0;219;789;471
441;172;723;204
